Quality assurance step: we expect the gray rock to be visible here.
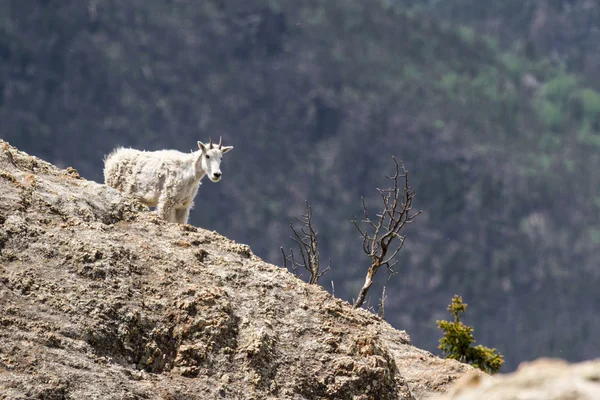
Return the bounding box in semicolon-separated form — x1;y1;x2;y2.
431;358;600;400
0;140;472;399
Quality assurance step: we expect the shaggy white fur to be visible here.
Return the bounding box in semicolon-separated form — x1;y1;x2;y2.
103;137;233;224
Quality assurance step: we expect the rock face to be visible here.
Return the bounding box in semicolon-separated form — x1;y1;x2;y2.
0;139;472;399
432;358;600;400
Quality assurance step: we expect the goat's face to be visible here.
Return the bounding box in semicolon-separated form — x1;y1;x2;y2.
197;137;233;182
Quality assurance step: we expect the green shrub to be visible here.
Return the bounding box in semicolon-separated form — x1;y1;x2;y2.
457;25;474;44
473;68;500;101
543;74;577;103
579;88;600;119
500;53;522;80
535;99;564;129
437;295;504;374
440;72;459;92
577;119;600;148
484;37;498;52
404;64;423;80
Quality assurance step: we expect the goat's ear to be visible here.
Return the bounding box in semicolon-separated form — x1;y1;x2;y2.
221;146;233;154
197;141;207;152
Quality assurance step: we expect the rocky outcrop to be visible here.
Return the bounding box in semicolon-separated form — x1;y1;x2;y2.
432;358;600;400
0;139;472;399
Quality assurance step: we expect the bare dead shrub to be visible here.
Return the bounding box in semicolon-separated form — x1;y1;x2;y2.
281;201;331;284
352;157;421;309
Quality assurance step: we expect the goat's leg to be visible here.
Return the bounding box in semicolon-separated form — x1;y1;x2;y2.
156;197;177;222
174;207;190;225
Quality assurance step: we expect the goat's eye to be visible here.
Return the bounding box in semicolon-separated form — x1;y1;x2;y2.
206;155;210;159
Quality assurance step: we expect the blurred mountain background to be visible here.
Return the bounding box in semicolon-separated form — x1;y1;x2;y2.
2;0;599;371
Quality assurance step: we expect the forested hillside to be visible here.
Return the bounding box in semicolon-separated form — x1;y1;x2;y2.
2;0;599;370
399;0;600;82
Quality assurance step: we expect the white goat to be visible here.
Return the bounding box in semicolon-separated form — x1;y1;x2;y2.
103;137;233;224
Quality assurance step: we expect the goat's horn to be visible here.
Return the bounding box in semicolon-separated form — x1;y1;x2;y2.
218;136;223;149
209;136;213;148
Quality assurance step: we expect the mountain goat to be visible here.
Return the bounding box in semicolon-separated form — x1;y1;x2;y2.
103;137;233;224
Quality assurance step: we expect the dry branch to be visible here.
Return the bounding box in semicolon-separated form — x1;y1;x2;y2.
281;201;331;284
352;157;421;309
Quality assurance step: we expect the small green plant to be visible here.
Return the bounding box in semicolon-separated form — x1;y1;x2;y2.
437;295;504;374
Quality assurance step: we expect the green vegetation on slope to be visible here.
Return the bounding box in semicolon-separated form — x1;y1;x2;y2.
1;0;599;369
397;0;600;84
